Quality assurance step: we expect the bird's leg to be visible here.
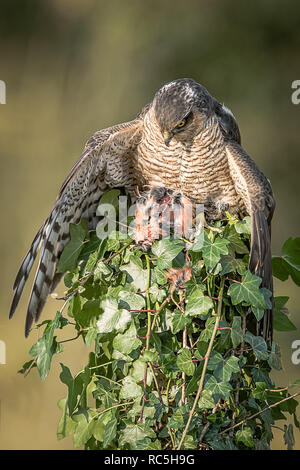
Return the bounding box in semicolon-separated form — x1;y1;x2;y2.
195;212;222;234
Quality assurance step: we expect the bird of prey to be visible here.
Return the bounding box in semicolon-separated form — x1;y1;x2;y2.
9;78;275;340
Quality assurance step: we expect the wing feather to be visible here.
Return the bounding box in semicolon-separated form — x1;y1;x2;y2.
10;119;142;336
226;140;275;341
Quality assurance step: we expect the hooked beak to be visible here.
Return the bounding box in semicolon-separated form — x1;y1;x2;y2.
163;131;173;146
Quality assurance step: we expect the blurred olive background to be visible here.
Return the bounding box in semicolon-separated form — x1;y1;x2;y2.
0;0;300;450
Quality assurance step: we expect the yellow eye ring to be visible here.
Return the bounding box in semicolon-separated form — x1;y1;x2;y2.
176;119;186;129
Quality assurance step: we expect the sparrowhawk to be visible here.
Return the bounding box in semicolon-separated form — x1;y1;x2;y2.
9;78;275;340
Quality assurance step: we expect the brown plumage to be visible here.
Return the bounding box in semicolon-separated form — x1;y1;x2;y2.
10;78;275;340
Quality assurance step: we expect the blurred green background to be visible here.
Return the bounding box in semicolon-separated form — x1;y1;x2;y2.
0;0;299;450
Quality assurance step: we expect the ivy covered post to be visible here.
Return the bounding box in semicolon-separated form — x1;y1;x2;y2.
20;191;300;450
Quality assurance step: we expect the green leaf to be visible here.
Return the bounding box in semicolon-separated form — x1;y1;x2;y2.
75;300;101;328
225;226;249;254
136;438;162;450
141;350;158;362
97;297;131;333
282;237;300;271
283;424;295;450
235;427;254;448
231;316;244;348
167;408;185;429
219;250;246;275
235;216;251;234
273;297;296;331
252;382;267;401
272;257;289;281
118;290;145;311
57;398;77;440
244;332;268;360
272;255;300;286
204;376;232;401
171;310;189;334
151;239;184;270
57;220;88;272
180;435;198;450
198;390;216;410
201;233;230;269
185;287;213;318
29;312;62;380
213;356;240;382
176;348;195;376
228;270;266;309
72;410;96;448
59;363;83;415
103;418;117;448
268;343;282;370
120;256;148;291
120;423;156;449
113;323;142;355
98;188;121;208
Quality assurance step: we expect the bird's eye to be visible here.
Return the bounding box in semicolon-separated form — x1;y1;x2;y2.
176;119;186;129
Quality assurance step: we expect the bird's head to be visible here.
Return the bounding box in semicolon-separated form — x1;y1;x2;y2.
153;78;215;146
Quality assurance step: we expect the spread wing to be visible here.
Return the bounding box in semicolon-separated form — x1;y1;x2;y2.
226;140;275;341
10;118;143;336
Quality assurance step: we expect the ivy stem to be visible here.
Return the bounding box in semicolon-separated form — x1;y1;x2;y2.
220;390;300;435
140;253;152;422
181;325;187;406
177;276;225;450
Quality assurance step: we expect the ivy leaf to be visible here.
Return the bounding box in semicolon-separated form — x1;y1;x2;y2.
225;227;249;254
152;239;184;270
73;410;96;448
98;188;121;208
60;364;80;415
198;390;216;410
118;290;145;311
141;350;158;363
268;343;282;370
97;297;131;333
176;348;195;376
120;423;156;449
57;398;77;440
252;382;267;401
57;220;88;272
120;257;148;291
213;356;240;382
185;287;213;318
273;297;296;331
120;376;143;400
29;312;62;380
244;332;268;360
231;316;244;348
136;438;162;450
282;237;300;272
171;310;189;334
201;233;230;269
272;255;300;286
272;238;300;287
228;270;266;309
75;300;101;328
167;408;185;429
283;424;295;450
103;418;117;448
219;250;246;275
235;427;254;448
234;216;251;234
113;323;141;355
272;257;289;281
204;375;232;401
